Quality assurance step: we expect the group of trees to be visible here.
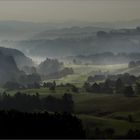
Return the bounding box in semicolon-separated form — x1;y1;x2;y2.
84;74;140;96
18;73;41;86
37;58;63;75
0;92;74;113
37;58;74;80
0;110;85;138
57;83;79;93
3;79;79;95
43;82;79;93
125;129;140;139
1;57;74;90
43;67;74;80
43;93;74;113
3;81;40;90
43;81;56;90
21;66;37;74
70;52;140;65
91;127;115;139
2;70;41;90
88;126;140;139
84;80;114;94
87;73;137;85
128;60;140;68
3;73;41;90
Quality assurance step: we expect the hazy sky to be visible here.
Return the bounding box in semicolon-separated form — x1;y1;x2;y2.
0;0;140;23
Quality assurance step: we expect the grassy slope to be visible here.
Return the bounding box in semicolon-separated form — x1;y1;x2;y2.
79;114;140;138
44;63;127;87
4;63;140;138
74;94;140;113
5;87;140;137
118;65;140;76
74;93;140;138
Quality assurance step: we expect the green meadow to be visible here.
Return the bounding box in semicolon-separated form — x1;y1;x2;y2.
3;63;140;138
44;63;128;87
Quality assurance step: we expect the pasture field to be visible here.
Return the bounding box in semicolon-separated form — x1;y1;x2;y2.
74;93;140;138
5;86;140;138
44;63;128;87
3;63;140;138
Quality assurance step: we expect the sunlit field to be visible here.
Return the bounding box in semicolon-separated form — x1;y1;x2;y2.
44;63;128;87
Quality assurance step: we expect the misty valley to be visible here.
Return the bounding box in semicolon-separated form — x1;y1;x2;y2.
0;23;140;138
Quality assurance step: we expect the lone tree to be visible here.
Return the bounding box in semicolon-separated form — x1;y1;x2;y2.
115;78;124;94
124;86;135;97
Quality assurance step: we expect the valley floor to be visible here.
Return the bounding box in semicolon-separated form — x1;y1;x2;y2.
4;87;140;138
1;63;140;138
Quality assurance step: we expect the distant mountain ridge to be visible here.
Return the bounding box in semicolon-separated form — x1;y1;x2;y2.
33;26;110;39
66;52;140;65
1;19;140;40
1;20;140;58
7;26;140;58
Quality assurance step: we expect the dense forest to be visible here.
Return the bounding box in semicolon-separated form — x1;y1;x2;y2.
0;110;85;138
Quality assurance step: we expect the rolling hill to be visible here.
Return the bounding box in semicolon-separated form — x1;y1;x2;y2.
0;46;34;69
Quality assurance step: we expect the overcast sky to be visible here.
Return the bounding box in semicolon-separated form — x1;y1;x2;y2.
0;0;140;23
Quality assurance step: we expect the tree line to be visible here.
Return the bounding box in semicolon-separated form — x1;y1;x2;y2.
3;80;79;94
0;92;74;113
128;60;140;68
88;126;140;139
84;73;140;96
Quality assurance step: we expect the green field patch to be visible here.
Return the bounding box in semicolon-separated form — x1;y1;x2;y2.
44;64;128;88
79;114;140;138
74;94;140;114
6;87;69;98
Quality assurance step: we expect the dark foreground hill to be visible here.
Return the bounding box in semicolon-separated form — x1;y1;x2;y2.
0;110;85;139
